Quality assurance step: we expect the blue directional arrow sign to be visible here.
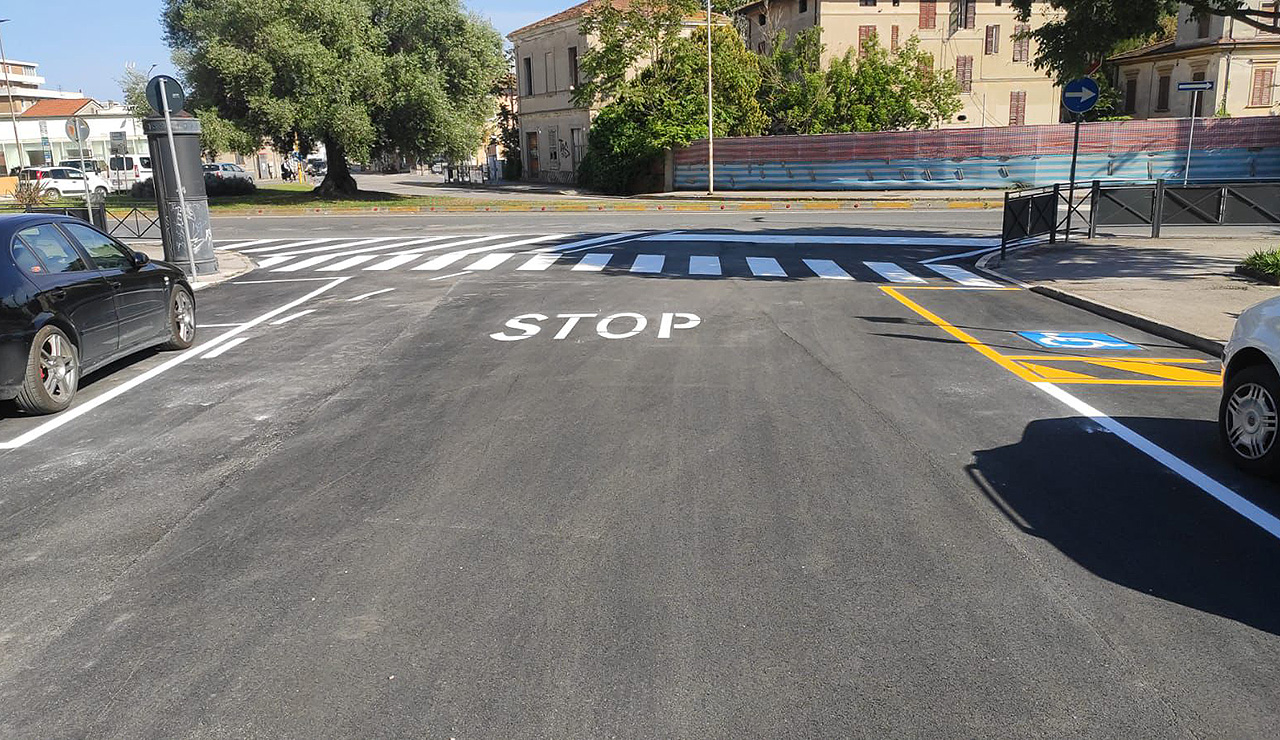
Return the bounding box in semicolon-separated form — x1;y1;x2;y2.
1062;77;1100;114
1178;80;1215;92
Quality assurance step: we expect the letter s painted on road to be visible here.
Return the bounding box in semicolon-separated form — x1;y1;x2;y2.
489;313;548;341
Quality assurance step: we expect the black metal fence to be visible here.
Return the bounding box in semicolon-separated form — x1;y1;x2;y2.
1002;178;1280;251
0;202;160;239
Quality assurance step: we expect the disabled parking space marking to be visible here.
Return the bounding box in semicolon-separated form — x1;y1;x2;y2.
879;285;1280;542
0;277;353;451
1017;331;1140;351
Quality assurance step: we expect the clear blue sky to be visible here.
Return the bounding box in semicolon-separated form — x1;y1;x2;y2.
1;1;546;102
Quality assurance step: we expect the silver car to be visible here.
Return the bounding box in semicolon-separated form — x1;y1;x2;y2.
1220;295;1280;474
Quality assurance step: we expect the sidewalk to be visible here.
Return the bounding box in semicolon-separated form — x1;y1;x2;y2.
982;235;1280;355
132;240;254;291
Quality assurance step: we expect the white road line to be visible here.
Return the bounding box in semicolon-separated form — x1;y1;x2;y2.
217;238;282;250
273;236;454;267
254;254;298;269
201;336;251;358
746;257;787;277
347;287;397;302
688;256;722;276
269;309;317;326
388;234;503;256
631;254;665;274
272;253;354;272
864;261;926;284
265;236;410;258
803;258;854;280
318;254;381;271
918;246;1003;264
413;234;567;271
572;253;613;271
466;253;515;270
527;231;641;254
195;322;244;328
1035;382;1280;541
926;264;1000;287
232;278;338;284
0;277;352;451
639;233;999;248
429;271;470;281
240;238;343;254
364;236;510;271
516;254;560;271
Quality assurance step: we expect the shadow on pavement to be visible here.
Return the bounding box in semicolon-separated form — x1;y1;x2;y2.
969;415;1280;636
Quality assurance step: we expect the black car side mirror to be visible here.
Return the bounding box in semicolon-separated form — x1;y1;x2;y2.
132;251;151;266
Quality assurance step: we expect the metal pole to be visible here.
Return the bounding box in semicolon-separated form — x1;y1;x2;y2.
76;127;90;207
158;78;197;282
1064;114;1082;242
706;0;714;196
1184;90;1199;186
0;21;24;173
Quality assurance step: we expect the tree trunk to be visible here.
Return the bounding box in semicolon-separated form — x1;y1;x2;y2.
316;137;358;197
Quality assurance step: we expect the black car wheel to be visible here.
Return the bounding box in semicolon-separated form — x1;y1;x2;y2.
1220;363;1280;475
46;188;60;199
94;186;108;197
15;325;79;414
160;286;196;350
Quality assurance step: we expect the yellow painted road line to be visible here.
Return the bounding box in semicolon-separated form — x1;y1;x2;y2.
1081;359;1221;383
1020;363;1097;381
1002;355;1213;363
880;287;1043;382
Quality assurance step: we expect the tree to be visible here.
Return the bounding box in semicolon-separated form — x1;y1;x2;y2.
1012;0;1279;80
573;0;699;108
163;0;505;197
757;28;832;135
823;34;961;132
578;25;767;193
116;63;151;118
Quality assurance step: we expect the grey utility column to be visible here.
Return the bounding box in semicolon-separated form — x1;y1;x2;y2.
143;115;217;276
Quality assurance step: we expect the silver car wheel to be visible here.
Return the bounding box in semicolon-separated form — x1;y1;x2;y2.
1226;381;1279;460
39;332;78;400
174;290;195;343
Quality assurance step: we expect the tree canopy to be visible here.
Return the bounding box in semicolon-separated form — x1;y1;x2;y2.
162;0;505;195
1012;0;1280;80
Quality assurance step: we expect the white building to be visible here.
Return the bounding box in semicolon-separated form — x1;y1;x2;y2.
0;58;82;116
0;98;149;174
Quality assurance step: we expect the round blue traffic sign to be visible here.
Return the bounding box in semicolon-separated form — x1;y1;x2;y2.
1062;77;1100;114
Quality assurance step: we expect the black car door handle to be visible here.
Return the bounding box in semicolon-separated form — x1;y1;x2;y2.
50;288;67;299
108;280;122;289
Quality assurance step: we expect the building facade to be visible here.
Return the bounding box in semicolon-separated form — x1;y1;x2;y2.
738;0;1062;128
0;58;83;116
1109;2;1280;120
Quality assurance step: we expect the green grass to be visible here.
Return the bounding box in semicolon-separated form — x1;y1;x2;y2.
1241;248;1280;276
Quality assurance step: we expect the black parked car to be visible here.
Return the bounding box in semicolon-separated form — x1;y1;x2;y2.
0;214;195;414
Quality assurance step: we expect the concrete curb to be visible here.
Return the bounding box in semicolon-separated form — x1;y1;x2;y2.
207;198;1002;217
975;250;1226;358
192;250;254;292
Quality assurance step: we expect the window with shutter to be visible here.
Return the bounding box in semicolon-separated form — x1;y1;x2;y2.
1251;67;1275;106
985;25;1000;54
956;55;973;92
1009;91;1026;126
859;25;876;55
1156;75;1170;111
891;25;900;50
920;0;937;29
964;0;976;29
1013;24;1030;62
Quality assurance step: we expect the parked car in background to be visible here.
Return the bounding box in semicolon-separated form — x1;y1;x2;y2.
1220;295;1280;475
57;159;109;178
202;163;253;184
107;153;153;191
17;167;111;200
0;214;194;414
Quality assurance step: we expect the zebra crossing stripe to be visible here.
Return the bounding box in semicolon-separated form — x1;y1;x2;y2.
926;264;1000;287
364;254;422;271
467;253;515;270
363;236;510;271
219;238;282;250
864;262;925;283
241;238;344;254
802;259;854;280
318;254;382;271
571;253;613;271
266;236;409;258
630;254;665;273
689;256;721;276
529;231;644;254
412;234;568;270
254;254;297;269
517;254;560;270
746;257;786;277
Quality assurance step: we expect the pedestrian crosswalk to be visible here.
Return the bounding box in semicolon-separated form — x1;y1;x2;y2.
214;233;1003;287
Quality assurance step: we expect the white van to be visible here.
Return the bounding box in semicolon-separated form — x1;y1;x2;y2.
107;153;153;191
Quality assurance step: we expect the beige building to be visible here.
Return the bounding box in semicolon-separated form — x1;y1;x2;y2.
1110;2;1280;120
738;0;1062;128
0;57;84;116
509;0;724;183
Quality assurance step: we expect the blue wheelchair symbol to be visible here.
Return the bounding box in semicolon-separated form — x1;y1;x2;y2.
1018;332;1140;350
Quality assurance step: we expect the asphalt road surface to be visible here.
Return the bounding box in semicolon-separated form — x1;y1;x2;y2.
1;212;1277;739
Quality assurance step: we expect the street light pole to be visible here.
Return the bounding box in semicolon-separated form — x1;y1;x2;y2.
0;20;25;173
706;0;714;195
